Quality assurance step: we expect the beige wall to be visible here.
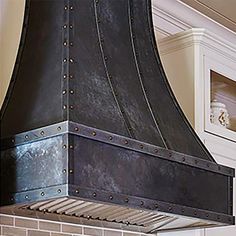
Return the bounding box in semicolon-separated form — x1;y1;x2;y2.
0;0;25;108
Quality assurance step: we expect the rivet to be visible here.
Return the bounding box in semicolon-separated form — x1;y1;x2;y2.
181;208;185;213
63;74;67;79
63;41;67;46
57;126;61;131
40;131;44;135
70;6;73;10
194;211;197;215
97;19;101;24
69;25;73;29
12;139;15;143
25;135;29;139
125;198;129;203
109;136;113;140
92;131;96;136
69;145;74;149
63;24;67;29
140;144;143;149
69;105;74;110
93;192;97;197
63;105;67;109
69;75;73;79
70;42;73;46
104;56;108;61
124;140;128;144
41;192;45;196
62;90;67;95
63;145;67;149
57;189;61;193
182;157;185;162
95;0;99;3
109;195;113;200
206;213;209;217
140;201;144;206
155;204;158;208
74;127;79;131
25;195;29;199
63;58;67;63
69;58;74;63
64;6;68;10
69;169;73;174
70;90;74;94
62;169;66;173
75;189;79;194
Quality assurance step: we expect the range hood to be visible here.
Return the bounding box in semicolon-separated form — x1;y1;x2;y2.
0;0;234;233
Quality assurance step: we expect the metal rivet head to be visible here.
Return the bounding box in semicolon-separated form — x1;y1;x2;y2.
181;208;185;213
109;136;113;140
109;195;113;200
12;139;15;143
182;157;185;162
70;105;74;110
92;131;96;136
69;25;73;29
140;201;144;206
57;189;61;193
40;131;44;135
104;56;108;61
25;195;29;199
63;24;67;29
57;126;61;131
63;144;67;149
74;127;79;131
124;140;128;144
155;204;158;208
93;192;97;197
63;41;67;46
63;105;67;110
69;58;74;63
63;58;67;63
69;75;73;79
70;42;73;46
41;192;45;196
194;211;197;215
69;169;73;174
64;6;68;10
63;74;67;79
25;135;29;139
75;189;79;194
70;6;73;10
62;90;67;95
206;213;209;217
69;145;74;149
70;90;74;94
62;169;66;173
140;144;143;149
125;198;129;203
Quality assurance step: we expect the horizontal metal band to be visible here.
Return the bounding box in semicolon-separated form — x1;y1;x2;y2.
68;185;234;226
1;121;234;177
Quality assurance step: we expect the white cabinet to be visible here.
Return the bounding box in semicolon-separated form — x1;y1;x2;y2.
158;28;236;236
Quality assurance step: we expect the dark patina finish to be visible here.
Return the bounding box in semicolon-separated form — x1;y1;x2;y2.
0;0;234;233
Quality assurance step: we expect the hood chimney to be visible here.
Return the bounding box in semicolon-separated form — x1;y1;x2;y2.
0;0;234;233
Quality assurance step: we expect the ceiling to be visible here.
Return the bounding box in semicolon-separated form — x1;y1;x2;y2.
180;0;236;33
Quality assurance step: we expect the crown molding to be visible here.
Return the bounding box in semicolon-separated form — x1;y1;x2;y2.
152;0;236;45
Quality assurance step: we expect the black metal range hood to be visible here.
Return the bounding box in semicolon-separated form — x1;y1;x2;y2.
0;0;234;233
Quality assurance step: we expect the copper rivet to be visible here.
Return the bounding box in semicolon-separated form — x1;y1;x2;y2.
63;90;66;95
92;131;96;136
75;127;79;131
57;189;61;193
57;126;61;131
41;192;45;196
41;131;44;135
69;169;73;174
124;140;128;144
70;90;74;94
62;169;66;173
76;189;79;193
109;195;113;200
93;192;97;197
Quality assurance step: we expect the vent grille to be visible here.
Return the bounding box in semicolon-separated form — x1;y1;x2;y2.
23;197;218;233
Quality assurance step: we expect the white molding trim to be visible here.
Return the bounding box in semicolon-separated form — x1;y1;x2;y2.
152;0;236;45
